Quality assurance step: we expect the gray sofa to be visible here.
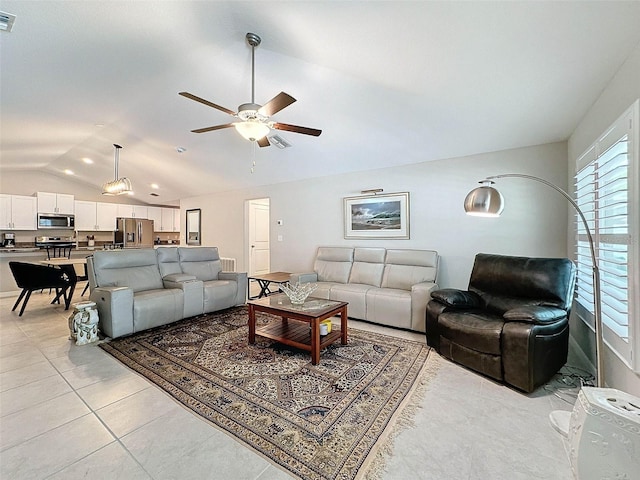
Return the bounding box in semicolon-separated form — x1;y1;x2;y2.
87;247;246;339
291;247;439;332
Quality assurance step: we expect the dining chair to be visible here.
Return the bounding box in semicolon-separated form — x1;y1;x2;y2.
9;261;77;316
45;244;74;260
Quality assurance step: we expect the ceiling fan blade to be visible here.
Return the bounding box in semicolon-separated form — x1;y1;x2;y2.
258;92;296;117
191;123;235;133
272;122;322;137
257;136;271;148
179;92;236;116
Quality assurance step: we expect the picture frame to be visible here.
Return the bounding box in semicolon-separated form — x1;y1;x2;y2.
186;208;201;246
343;192;410;239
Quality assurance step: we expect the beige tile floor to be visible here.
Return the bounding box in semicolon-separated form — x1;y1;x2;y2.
0;285;576;479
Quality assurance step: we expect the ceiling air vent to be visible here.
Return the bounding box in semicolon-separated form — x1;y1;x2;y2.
269;135;291;149
0;12;16;32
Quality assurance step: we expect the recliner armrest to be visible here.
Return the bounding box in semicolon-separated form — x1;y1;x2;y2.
503;305;567;325
89;286;134;339
163;273;197;283
430;288;482;309
290;272;318;284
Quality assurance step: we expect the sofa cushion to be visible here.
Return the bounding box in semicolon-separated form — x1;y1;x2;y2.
381;249;438;290
133;288;184;332
468;254;576;311
179;247;222;281
366;287;412;330
348;248;385;286
202;280;238;312
329;283;373;319
157;247;182;277
314;247;354;283
92;249;163;293
438;311;503;355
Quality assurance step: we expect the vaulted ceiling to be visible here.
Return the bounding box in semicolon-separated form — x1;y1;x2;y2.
2;1;640;204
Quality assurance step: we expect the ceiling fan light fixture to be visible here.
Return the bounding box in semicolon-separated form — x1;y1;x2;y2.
234;121;270;142
102;144;134;195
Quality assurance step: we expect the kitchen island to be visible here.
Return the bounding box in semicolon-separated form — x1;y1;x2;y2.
0;247;96;296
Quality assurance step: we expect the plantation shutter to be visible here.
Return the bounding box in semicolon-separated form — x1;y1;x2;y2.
574;100;638;370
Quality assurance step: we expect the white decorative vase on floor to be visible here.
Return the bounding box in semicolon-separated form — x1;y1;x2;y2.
68;301;99;345
568;387;640;479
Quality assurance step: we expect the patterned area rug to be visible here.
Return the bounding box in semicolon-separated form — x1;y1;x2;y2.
100;306;436;480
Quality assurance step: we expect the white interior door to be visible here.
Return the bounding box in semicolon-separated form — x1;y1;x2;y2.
248;198;270;275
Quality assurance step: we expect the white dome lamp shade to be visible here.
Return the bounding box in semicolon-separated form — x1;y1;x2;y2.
234;120;270;142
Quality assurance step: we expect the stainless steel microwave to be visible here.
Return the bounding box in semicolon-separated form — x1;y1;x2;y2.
37;213;75;229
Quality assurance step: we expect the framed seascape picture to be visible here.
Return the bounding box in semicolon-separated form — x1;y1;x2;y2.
343;192;410;239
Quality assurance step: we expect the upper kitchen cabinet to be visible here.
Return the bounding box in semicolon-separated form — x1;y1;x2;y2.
117;204;148;218
37;192;74;214
173;209;180;232
0;194;37;230
147;207;162;230
147;206;179;232
74;201;118;231
161;208;175;232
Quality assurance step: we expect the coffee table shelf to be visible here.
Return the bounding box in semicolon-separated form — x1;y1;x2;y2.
256;319;343;352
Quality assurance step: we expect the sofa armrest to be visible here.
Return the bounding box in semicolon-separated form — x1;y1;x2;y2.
430;288;482;309
290;272;318;284
89;286;134;339
163;273;197;283
503;305;567;325
410;282;439;332
219;271;248;305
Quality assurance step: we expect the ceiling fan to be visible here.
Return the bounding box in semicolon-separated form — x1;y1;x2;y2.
179;33;322;147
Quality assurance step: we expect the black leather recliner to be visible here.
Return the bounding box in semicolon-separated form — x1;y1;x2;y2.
426;253;576;392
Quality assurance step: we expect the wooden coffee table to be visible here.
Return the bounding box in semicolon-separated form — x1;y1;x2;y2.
248;294;348;365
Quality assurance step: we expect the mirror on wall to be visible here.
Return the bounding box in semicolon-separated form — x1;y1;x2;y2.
186;208;201;246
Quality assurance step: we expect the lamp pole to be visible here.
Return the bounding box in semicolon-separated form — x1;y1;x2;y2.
485;173;604;387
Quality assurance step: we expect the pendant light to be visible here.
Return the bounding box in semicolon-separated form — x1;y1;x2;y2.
102;144;133;195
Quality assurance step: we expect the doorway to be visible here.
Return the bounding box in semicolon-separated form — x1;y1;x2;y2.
246;198;270;277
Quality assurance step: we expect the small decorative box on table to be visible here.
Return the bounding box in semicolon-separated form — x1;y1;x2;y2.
247;294;348;365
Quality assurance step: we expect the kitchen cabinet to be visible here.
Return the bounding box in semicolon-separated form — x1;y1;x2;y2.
173;209;180;232
161;208;175;232
96;203;118;231
74;201;97;230
74;200;118;231
117;204;148;218
147;207;162;230
147;206;178;232
37;192;74;214
0;194;37;230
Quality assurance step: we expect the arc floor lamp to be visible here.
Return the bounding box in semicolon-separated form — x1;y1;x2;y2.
463;173;604;388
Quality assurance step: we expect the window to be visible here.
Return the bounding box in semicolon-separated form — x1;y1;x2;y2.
574;100;639;372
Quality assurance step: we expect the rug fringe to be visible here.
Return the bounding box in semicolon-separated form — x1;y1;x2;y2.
357;351;442;480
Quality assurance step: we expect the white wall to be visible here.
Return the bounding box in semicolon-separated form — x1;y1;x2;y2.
182;141;569;291
568;42;640;395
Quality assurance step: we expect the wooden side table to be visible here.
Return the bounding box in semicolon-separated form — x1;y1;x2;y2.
248;271;291;299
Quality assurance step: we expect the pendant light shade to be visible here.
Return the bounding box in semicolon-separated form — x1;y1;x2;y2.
102;144;133;195
234;121;270;142
463;180;504;217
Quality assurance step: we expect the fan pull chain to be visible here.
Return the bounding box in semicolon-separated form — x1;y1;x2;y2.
250;141;256;173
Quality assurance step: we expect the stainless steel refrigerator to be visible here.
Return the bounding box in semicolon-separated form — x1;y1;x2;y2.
114;218;154;248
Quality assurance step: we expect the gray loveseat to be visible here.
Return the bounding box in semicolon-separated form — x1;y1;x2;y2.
291;247;439;332
87;247;246;339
